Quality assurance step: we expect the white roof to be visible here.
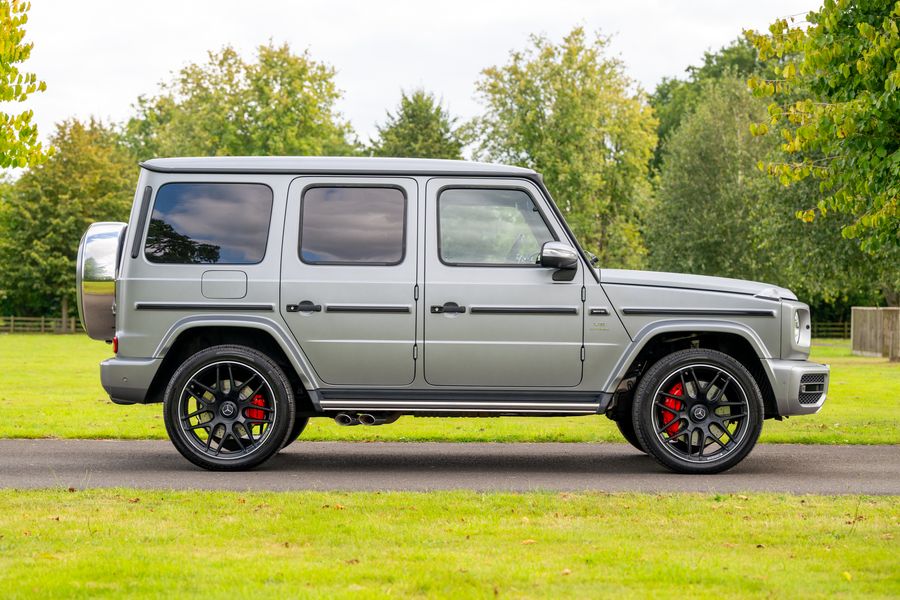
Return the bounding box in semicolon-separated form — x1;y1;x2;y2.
140;156;536;176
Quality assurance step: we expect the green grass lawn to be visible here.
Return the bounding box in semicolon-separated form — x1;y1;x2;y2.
0;334;896;444
0;489;895;598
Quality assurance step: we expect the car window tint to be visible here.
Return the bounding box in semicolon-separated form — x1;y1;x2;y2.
300;187;405;265
145;183;273;264
438;188;554;265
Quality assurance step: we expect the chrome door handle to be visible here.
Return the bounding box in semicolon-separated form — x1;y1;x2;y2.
286;300;322;313
431;302;466;314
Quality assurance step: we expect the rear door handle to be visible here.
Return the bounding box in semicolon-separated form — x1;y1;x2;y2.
431;302;466;314
286;300;322;313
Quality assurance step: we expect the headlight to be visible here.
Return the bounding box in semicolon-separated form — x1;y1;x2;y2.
793;311;801;344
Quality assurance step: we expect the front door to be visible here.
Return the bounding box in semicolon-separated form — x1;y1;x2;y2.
280;177;417;386
423;179;584;387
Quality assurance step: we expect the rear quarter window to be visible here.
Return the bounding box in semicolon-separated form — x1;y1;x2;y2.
144;183;273;264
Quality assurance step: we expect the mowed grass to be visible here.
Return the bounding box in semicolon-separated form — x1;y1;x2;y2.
0;489;896;598
0;334;896;444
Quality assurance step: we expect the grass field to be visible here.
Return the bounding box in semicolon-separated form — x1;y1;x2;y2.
0;489;896;598
0;335;896;444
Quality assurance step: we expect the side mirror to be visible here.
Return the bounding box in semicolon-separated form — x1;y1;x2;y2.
539;241;579;270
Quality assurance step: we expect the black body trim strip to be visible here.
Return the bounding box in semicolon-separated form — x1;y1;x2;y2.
130;186;152;259
589;308;609;315
620;308;776;317
317;389;613;412
135;303;274;312
325;305;411;314
469;306;579;315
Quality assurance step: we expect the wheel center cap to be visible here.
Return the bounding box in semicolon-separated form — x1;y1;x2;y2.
220;401;237;418
691;405;708;421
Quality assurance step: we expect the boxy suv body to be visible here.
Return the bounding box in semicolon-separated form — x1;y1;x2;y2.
77;157;829;473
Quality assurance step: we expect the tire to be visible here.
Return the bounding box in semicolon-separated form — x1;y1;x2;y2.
632;348;764;474
613;400;646;453
279;416;309;450
163;345;296;471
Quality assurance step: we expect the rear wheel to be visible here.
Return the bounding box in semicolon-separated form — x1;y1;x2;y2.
632;349;763;474
163;345;295;471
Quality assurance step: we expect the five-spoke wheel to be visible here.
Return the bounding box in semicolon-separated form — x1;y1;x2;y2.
163;345;295;471
632;349;763;474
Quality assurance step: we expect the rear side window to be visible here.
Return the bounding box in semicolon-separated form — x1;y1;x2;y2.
145;183;273;264
300;186;406;265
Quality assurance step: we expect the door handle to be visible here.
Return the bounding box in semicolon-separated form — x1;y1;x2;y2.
286;300;322;313
431;302;466;314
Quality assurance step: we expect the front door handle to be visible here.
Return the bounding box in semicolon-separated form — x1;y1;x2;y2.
286;300;322;313
431;302;466;314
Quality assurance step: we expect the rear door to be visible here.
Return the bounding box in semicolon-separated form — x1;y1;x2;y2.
280;177;417;386
423;179;584;387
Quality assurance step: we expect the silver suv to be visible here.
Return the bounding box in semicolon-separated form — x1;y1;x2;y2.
76;157;829;473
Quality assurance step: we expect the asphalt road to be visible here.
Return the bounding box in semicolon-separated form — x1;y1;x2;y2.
1;439;897;494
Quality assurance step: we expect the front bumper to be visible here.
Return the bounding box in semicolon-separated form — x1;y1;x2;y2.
763;359;829;416
100;357;163;404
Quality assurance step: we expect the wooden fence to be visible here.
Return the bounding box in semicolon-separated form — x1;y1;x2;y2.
851;307;900;361
810;321;851;339
0;316;82;334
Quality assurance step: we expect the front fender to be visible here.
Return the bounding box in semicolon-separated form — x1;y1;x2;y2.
601;319;775;394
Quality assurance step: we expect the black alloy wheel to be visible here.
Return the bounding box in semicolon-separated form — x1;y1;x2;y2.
632;348;763;474
163;345;295;471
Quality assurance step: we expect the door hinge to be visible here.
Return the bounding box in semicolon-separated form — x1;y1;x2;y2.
581;286;586;302
413;344;418;360
414;284;419;301
580;346;585;361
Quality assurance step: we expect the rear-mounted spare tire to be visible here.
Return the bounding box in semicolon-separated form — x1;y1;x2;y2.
76;222;127;341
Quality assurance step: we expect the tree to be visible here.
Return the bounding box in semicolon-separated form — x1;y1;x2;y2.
650;38;766;170
650;76;885;307
370;89;465;159
475;28;657;268
0;0;48;168
746;0;900;253
124;42;356;159
0;119;136;320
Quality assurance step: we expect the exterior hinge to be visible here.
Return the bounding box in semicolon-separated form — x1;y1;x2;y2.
414;284;419;301
581;286;586;302
413;344;418;360
580;346;585;361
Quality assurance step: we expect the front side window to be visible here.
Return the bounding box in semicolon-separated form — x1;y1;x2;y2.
300;187;406;265
145;183;273;264
438;188;555;266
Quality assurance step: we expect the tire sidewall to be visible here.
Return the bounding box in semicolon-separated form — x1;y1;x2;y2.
632;348;764;474
163;345;296;471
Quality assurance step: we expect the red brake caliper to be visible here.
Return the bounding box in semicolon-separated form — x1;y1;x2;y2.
247;394;267;421
660;383;683;436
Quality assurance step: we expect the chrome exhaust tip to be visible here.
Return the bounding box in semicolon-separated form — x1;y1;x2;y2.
334;413;359;426
358;412;399;426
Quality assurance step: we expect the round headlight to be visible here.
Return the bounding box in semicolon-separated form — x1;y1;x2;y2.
793;311;801;344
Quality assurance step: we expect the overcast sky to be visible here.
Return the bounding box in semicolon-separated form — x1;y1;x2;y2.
20;0;820;149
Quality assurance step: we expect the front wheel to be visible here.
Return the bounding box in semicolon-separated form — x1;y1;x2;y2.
163;345;296;471
632;349;764;474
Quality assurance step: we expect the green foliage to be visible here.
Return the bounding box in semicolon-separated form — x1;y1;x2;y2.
0;0;48;168
747;0;900;253
474;28;657;269
124;43;356;159
650;76;886;306
0;120;136;316
650;38;765;170
370;89;466;159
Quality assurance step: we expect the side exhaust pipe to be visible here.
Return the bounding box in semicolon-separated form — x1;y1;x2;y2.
358;413;400;426
334;413;360;426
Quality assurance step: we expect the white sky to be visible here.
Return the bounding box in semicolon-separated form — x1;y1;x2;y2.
18;0;820;149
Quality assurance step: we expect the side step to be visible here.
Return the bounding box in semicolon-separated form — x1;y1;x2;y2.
318;399;601;415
